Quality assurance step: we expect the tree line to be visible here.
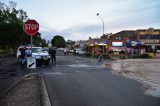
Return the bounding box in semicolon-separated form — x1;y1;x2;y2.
0;1;47;54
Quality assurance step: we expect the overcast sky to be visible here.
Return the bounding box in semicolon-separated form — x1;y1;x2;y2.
2;0;160;41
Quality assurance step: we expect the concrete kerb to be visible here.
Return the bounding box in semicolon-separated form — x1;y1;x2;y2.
0;72;51;106
0;73;40;101
39;74;51;106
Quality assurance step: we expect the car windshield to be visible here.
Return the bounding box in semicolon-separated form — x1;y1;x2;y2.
31;48;43;53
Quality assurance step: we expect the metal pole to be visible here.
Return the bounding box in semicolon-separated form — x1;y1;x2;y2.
97;13;105;54
31;35;33;51
97;13;104;36
30;35;33;73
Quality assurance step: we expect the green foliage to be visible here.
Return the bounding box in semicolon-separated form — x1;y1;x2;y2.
102;54;111;59
84;52;92;57
66;40;75;45
51;35;66;48
132;53;152;58
119;55;126;59
119;51;125;55
92;54;99;58
0;1;48;54
0;1;28;51
139;53;152;58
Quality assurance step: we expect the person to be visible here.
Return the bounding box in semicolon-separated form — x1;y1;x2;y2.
63;48;67;55
50;48;56;63
21;46;26;64
25;48;32;57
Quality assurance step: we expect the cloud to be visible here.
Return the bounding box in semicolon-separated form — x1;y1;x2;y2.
29;0;160;41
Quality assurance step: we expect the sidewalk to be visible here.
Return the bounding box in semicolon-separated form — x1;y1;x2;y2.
0;74;41;106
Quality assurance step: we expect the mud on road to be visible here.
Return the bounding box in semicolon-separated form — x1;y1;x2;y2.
108;59;160;97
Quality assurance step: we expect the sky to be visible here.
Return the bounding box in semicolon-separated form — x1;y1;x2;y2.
2;0;160;41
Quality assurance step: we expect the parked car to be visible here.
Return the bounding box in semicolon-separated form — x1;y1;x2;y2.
17;46;51;66
75;49;85;55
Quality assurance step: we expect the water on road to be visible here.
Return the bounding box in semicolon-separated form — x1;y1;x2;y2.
108;59;160;97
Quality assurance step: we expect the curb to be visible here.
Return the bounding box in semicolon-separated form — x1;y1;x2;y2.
0;73;39;101
40;74;51;106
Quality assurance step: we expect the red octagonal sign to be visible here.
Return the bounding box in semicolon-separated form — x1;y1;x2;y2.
23;19;39;35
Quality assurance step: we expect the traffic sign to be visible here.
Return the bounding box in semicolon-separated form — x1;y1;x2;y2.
23;19;39;35
27;57;36;69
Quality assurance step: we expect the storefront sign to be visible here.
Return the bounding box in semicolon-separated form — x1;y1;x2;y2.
140;40;160;44
112;42;123;46
127;40;143;46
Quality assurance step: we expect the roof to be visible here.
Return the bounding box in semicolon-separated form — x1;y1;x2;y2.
113;30;135;37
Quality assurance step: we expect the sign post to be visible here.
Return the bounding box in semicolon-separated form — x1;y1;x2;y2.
27;57;36;69
23;19;39;69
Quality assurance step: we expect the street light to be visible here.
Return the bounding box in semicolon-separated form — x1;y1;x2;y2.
97;13;105;54
97;13;104;36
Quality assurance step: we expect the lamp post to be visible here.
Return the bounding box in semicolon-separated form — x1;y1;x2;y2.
97;13;105;54
97;13;104;36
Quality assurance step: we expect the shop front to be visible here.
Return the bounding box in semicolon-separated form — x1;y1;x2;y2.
87;40;108;54
108;42;126;56
126;40;146;55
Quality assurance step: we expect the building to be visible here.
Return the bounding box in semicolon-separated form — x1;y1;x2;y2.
135;28;160;53
84;28;160;55
108;28;160;55
108;30;135;55
86;38;108;54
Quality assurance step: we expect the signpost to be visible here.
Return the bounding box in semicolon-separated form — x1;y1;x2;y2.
23;19;39;69
27;57;36;69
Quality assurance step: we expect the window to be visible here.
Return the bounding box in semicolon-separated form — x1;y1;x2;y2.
140;34;160;39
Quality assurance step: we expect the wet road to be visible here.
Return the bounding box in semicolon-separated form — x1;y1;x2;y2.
43;56;160;106
0;57;31;97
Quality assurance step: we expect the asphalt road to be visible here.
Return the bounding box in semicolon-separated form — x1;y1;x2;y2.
0;57;32;97
43;56;160;106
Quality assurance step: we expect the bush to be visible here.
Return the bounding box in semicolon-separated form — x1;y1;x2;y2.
84;53;92;58
119;51;125;55
92;54;99;59
139;53;152;58
102;54;111;59
132;53;152;58
119;55;126;59
108;50;113;54
132;55;139;58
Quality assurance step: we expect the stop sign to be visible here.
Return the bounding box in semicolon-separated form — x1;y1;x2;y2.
23;19;39;35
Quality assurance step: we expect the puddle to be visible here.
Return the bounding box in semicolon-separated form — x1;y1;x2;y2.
45;72;64;75
25;76;35;80
143;82;160;97
74;70;87;74
67;64;101;68
109;59;160;97
75;61;84;63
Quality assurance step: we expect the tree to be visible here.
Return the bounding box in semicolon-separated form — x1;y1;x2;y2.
0;1;48;54
51;35;66;48
66;40;75;45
